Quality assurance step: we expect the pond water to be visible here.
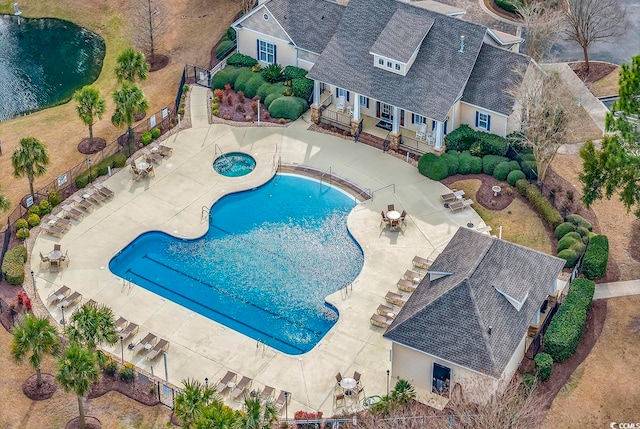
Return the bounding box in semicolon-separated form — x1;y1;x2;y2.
0;15;105;121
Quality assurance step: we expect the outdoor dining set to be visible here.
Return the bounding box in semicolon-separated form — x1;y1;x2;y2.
333;371;365;408
380;204;407;231
39;244;69;272
131;143;172;181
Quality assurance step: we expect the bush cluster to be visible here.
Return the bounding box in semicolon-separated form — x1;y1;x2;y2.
283;66;308;80
268;96;307;120
544;278;595;362
444;125;508;156
506;169;526;186
515;179;563;231
261;64;285;83
119;363;135;382
225;53;257;68
291;77;313;100
48;189;62;207
243;73;266;99
74;153;127;189
418;153;449;181
534;352;553;380
565;214;593;231
482;155;509;175
1;245;27;285
581;235;609;279
27;213;41;227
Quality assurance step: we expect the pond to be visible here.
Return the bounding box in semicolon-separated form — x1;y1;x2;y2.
0;15;105;121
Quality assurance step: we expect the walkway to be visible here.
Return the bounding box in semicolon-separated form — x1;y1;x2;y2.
31;84;484;414
594;280;640;300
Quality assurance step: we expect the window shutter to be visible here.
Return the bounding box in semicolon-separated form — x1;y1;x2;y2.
336;88;339;98
487;114;491;131
432;120;436;130
256;40;260;60
411;113;415;124
475;111;479;127
346;91;350;102
273;44;277;64
366;97;369;108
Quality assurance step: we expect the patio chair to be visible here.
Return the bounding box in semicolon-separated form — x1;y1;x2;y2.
46;285;70;305
131;164;143;181
72;195;94;212
333;392;345;407
380;211;390;228
370;313;393;328
336;96;346;113
158;145;173;157
260;386;275;404
49;258;61;272
62;204;84;220
416;123;427;141
146;338;170;360
404;270;424;284
412;255;432;270
231;376;253;399
146;164;155;178
93;183;114;199
335;372;342;388
86;189;105;204
385;291;408;307
397;278;417;293
274;390;289;410
114;316;128;332
59;291;82;309
41;223;65;238
54;244;61;252
216;370;237;393
449;199;473;212
387;204;395;212
426;131;436;145
132;333;157;354
376;304;397;318
39;252;50;268
119;322;139;341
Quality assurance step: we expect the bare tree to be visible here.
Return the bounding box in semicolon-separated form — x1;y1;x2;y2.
517;2;563;63
235;0;257;15
130;0;168;64
509;64;578;181
564;0;628;73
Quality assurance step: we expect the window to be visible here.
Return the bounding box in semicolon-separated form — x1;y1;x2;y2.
395;63;401;71
412;114;426;125
378;58;384;66
387;61;392;68
359;95;369;108
476;111;491;131
258;40;276;64
337;88;347;99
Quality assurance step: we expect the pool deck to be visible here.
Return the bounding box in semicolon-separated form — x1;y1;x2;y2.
32;85;484;414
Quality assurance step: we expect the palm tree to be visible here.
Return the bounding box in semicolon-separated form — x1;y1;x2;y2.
241;395;278;429
55;343;100;429
390;379;416;406
114;47;150;84
11;314;61;387
73;86;106;148
174;378;217;428
111;82;149;156
195;400;241;429
0;185;10;212
11;137;50;202
66;302;118;365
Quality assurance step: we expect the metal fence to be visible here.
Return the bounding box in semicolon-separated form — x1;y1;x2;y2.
175;68;187;113
184;64;212;88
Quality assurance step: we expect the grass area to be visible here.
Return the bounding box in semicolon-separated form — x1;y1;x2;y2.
0;325;172;428
544;296;640;428
589;67;621;97
450;179;553;254
0;0;240;209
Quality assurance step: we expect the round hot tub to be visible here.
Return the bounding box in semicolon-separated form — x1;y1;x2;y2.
213;152;256;177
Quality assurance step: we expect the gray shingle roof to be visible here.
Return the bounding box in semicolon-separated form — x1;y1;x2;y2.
384;228;565;377
369;9;435;64
461;44;530;115
265;0;345;54
307;0;488;122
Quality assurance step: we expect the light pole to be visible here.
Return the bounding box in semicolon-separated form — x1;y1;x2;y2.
87;158;93;183
60;305;66;326
204;377;208;390
284;391;289;420
386;369;390;397
30;270;35;293
120;335;124;364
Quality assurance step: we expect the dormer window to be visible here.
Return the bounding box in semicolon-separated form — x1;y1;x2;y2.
386;61;392;68
395;63;401;71
378;58;384;66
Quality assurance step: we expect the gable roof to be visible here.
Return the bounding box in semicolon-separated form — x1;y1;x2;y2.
461;44;530;115
307;0;488;122
384;228;565;377
265;0;345;54
369;9;435;64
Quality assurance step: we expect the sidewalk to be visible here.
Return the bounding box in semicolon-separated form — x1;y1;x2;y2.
594;280;640;300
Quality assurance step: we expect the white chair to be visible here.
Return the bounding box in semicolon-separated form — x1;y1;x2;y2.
336;96;346;113
416;123;427;141
426;131;436;145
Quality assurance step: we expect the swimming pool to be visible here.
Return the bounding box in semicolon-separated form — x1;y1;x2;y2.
109;174;364;354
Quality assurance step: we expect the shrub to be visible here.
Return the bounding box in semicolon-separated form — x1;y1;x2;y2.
211;66;242;90
215;40;236;59
492;161;511;181
141;132;152;145
48;189;62;206
237;90;245;103
251;64;262;73
557;248;579;268
214;89;224;99
27;213;41;227
268;96;307;120
15;219;28;232
508;160;520;171
226;53;257;67
565;214;593;231
28;205;41;216
119;363;135;382
177;108;185;115
279;118;286;124
103;358;118;377
521;373;537;389
444;125;476;152
75;173;89;189
516;178;529;195
477;132;508;156
418;153;449;181
534;353;553;380
225;27;236;41
554;222;576;240
518;180;563;229
256;82;273;101
292;77;314;99
441;151;459;176
233;68;255;93
495;0;520;14
283;65;308;80
39;199;52;215
112;153;127;168
544;279;595;362
261;63;285;83
582;235;609;280
469;156;483;174
243;73;267;99
213;109;220;116
458;151;472;175
521;160;538;180
506;169;526;186
557;235;579;253
482;155;509;175
2;245;27;285
151;128;161;139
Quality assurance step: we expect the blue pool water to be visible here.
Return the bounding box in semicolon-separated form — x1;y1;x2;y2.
109;174;364;354
213;152;256;177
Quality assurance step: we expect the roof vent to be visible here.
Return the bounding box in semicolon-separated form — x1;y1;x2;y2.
487;325;492;335
458;35;465;53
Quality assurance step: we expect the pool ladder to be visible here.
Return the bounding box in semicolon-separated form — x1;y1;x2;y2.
201;206;210;221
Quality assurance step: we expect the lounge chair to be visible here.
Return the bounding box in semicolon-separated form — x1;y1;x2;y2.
93;183;114;199
41;223;65;238
231;376;252;399
377;304;397;318
370;313;393;328
146;338;170;360
46;215;72;230
46;285;70;305
72;195;94;212
62;204;84;220
157;145;173;157
449;198;474;212
385;291;408;307
119;322;139;341
59;291;82;309
216;370;237;393
404;270;424;284
397;279;417;293
274;390;289;410
114;316;128;332
85;189;105;204
260;386;275;404
132;333;157;354
440;190;465;202
412;256;432;270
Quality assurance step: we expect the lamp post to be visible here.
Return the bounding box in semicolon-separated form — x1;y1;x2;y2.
60;305;66;326
386;369;390;397
205;377;208;389
87;158;93;183
120;335;124;364
30;270;35;293
284;391;289;420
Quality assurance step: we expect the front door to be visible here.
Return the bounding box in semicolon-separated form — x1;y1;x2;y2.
379;102;393;123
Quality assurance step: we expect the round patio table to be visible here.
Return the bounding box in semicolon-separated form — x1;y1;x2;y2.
387;210;400;220
340;377;357;395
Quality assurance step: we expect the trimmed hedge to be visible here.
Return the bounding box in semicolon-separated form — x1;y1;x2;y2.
476;132;509;156
418;153;449;181
292;77;313;100
1;245;27;285
482;155;509;175
565;214;593;231
243;73;267;99
554;222;576;240
442;151;459;176
458;151;472;175
581;235;609;280
534;353;553;380
444;125;508;156
283;66;308;80
75;153;127;189
233;68;256;93
263;92;281;110
516;180;563;230
544;279;595;362
215;40;236;60
445;125;477;152
226;53;257;67
470;156;483;174
506;169;526;186
268;96;307;120
492;161;511;181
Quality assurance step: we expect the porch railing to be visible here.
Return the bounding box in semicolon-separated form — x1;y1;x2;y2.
399;134;430;155
321;93;333;108
319;109;352;131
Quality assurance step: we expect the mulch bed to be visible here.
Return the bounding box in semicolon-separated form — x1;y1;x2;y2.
149;54;169;73
23;373;57;400
521;299;607;409
88;373;159;406
570;62;618;85
77;137;107;155
214;89;287;125
441;174;516;210
66;416;101;429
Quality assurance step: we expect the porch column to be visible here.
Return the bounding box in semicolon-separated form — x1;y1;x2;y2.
350;92;363;136
311;80;321;124
434;120;444;151
389;105;401;150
